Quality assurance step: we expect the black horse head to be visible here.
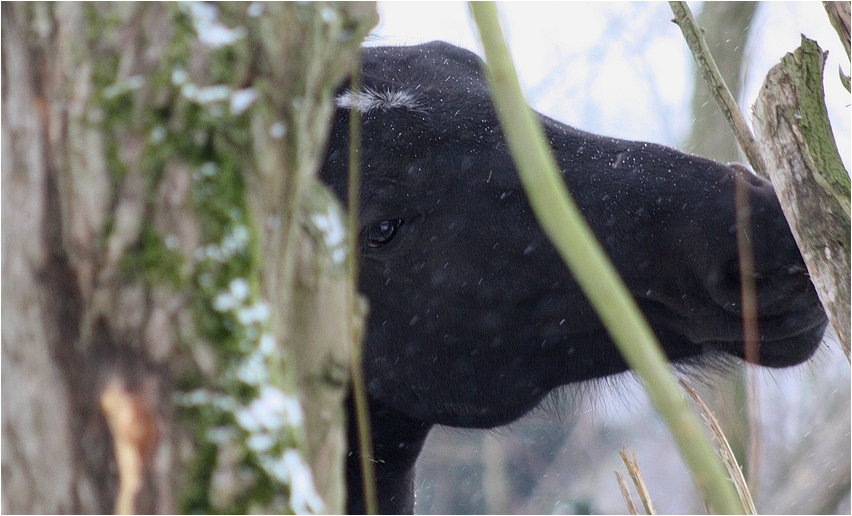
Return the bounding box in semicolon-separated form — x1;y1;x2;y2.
319;41;827;513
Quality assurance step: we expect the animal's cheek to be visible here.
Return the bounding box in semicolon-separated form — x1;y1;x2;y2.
479;310;502;333
409;260;428;275
430;267;449;288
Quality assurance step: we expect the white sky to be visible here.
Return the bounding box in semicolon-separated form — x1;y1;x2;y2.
368;2;851;169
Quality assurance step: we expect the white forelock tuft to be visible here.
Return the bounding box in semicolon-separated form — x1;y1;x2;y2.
335;87;424;114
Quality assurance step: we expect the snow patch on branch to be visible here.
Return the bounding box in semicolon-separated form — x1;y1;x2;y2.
184;2;247;48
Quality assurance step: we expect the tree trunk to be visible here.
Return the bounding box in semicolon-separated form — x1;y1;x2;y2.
2;3;376;514
753;37;850;359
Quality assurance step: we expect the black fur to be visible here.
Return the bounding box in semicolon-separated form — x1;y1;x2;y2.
319;41;827;514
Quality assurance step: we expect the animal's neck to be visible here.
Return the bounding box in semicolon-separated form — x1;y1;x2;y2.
346;395;433;514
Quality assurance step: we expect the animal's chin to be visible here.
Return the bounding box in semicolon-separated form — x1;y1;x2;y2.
702;318;827;368
639;295;827;367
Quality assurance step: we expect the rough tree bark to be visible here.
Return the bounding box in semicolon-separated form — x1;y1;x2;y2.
2;3;376;514
752;37;850;359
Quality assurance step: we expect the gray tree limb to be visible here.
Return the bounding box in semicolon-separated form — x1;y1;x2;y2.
752;37;851;361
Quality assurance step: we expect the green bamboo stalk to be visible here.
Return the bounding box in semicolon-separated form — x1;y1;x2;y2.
468;3;744;514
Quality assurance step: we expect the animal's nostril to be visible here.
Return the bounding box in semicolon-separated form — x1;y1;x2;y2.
707;257;767;311
710;256;810;315
722;258;742;288
717;258;759;292
721;258;767;287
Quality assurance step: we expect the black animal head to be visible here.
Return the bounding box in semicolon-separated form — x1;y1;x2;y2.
320;41;827;430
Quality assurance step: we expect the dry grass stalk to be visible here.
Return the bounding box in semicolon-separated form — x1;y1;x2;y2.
615;470;640;515
618;446;657;515
679;379;757;514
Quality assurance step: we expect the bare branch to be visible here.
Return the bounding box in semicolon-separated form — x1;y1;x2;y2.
669;1;768;178
824;1;851;59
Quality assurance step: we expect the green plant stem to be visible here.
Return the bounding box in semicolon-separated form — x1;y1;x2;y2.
469;3;744;514
347;63;378;515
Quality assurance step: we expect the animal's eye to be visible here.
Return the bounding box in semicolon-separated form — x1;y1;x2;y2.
364;219;403;249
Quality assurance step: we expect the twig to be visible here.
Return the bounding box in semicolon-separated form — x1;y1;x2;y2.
823;1;851;91
824;1;851;59
671;5;766;491
669;1;768;178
